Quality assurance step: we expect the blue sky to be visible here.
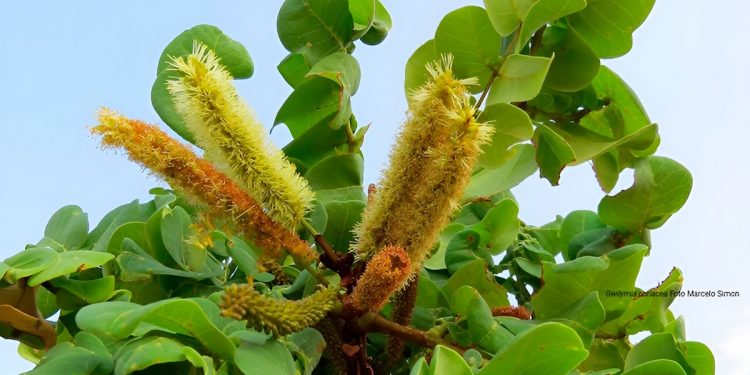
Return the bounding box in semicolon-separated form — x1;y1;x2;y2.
1;1;748;373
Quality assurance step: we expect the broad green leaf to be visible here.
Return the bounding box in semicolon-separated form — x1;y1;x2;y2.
50;276;115;306
621;359;688;375
25;344;102;375
444;259;509;307
593;152;620;192
77;299;235;359
532;245;648;319
560;210;605;252
107;222;149;257
487;54;552;104
478;322;588;375
90;200;144;252
287;328;326;373
116;251;222;281
3;247;58;283
517;0;587;49
477;103;534;168
275;77;347;136
348;0;375;32
410;358;430;375
464;144;538;199
43;206;89;250
579;339;629;373
322;200;366;252
160;206;207;271
598;156;692;232
405;40;438;95
114;336;192;375
424;223;466;270
306;52;361;94
624;333;694;374
589;66;651;135
537;24;600;92
27;251;114;287
449;286;511;353
544;122;659;167
598;268;683;337
152;25;253;144
483;0;534;36
444;228;494;274
278;53;310;88
155;24;253;78
235;339;296;375
435;6;502;93
277;0;353;64
304;153;364;191
568;0;656;58
533;124;575;185
548;291;606;347
283;117;349;170
359;0;391;45
315;186;366;205
684;342;715;375
429;345;473;375
567;228;617;260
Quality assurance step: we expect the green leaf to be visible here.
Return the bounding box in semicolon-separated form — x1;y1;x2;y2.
26;344;102;375
482;0;533;36
449;286;510;353
435;6;502;93
114;336;193;375
152;25;253;144
283;117;349;170
533;124;575;185
405;39;438;95
621;359;688;375
235;339;296;375
116;251;222;281
537;24;600;92
568;0;656;58
278;53;310;88
463;144;538;199
477;103;534;168
624;333;694;374
3;247;58;284
27;251;114;287
424;223;466;270
429;345;473;375
359;1;391;45
598;156;692;232
287;328;326;372
77;299;235;360
560;210;606;252
487;54;552;104
478;322;588;375
477;199;520;255
589;66;651;135
444;259;509;308
50;276;115;306
517;0;587;49
322;200;365;252
160;206;207;271
304;153;364;191
43;206;89;250
275;77;347;136
548;291;606;347
532;245;648;319
684;341;715;375
277;0;353;64
315;186;366;205
306;52;361;95
348;0;375;32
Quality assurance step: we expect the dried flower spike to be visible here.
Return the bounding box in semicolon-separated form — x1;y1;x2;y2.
92;109;316;263
221;283;340;336
349;246;410;312
353;56;492;282
168;42;314;230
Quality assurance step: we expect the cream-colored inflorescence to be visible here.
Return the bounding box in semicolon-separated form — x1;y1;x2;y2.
353;57;492;284
167;43;314;230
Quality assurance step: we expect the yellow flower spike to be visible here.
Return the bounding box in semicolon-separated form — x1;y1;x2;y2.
220;283;341;336
349;246;410;312
167;42;314;230
92;109;316;263
353;56;493;284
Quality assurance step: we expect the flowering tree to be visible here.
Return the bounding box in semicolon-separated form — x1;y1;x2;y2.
0;1;714;374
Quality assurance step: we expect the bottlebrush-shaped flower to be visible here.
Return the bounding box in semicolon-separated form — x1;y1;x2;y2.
167;43;314;230
92;109;316;263
353;57;492;282
220;283;340;336
348;246;410;312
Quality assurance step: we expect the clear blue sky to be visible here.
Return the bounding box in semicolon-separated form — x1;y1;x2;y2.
1;1;748;373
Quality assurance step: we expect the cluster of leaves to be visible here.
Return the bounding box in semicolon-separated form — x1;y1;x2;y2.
1;0;714;374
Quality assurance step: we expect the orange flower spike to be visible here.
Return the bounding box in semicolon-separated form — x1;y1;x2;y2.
92;109;316;263
349;246;411;312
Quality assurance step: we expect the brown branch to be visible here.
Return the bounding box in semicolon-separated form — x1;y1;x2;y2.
357;312;464;355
